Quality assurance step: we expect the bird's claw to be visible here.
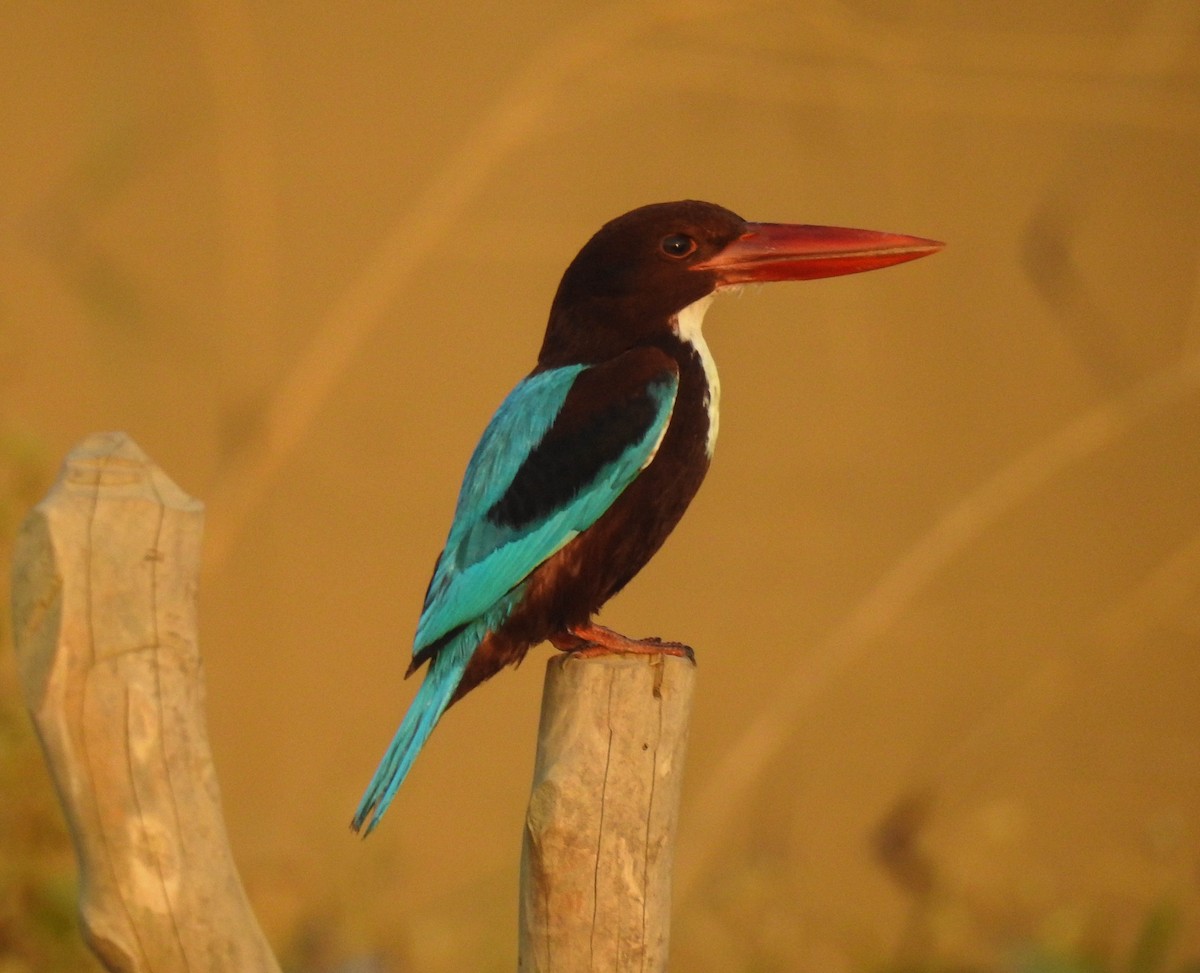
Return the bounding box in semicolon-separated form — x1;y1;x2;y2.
550;623;696;663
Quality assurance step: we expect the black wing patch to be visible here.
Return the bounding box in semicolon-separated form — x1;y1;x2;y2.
486;350;677;531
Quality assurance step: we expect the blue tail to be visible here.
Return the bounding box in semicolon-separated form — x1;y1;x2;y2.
352;635;474;835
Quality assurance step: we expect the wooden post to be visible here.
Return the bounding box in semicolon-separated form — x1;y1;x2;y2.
12;433;697;972
10;432;281;973
518;651;695;973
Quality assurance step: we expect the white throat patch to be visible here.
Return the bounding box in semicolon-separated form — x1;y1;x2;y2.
673;293;720;458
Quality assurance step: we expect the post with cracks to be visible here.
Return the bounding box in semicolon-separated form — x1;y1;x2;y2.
10;432;281;973
519;651;696;973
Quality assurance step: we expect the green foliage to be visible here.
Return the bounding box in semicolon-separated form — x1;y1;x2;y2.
1010;905;1199;973
869;902;1200;973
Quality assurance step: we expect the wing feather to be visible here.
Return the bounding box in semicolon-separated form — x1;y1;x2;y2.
414;349;679;654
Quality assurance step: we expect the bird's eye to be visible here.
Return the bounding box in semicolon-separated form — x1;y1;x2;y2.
660;233;697;259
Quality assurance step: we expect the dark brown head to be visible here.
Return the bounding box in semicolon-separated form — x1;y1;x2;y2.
539;199;942;367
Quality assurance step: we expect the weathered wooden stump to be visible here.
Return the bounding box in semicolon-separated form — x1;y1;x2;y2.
10;432;696;972
10;432;280;973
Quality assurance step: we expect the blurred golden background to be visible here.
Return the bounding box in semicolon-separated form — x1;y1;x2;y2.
2;2;1199;971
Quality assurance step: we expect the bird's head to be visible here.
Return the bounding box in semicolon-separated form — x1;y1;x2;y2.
540;199;942;366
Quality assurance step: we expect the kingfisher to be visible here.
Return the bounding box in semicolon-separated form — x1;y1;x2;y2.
353;199;941;834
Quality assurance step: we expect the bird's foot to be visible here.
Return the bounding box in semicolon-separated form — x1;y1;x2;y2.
549;622;695;663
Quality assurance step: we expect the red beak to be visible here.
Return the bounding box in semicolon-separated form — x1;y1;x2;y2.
693;223;943;287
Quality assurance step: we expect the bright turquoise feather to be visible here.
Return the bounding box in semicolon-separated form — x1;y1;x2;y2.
353;591;522;834
414;365;678;653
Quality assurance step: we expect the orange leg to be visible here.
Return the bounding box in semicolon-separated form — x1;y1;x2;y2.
549;621;695;662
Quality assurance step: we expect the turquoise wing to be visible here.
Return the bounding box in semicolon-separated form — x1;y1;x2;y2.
414;351;679;654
